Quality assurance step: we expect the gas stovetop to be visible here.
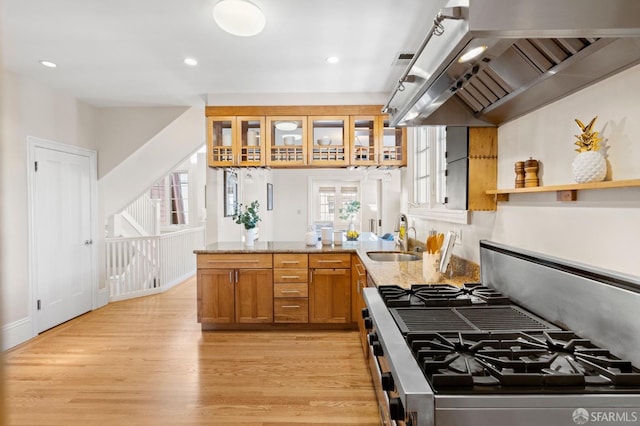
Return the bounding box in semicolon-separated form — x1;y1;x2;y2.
378;283;510;308
406;330;640;394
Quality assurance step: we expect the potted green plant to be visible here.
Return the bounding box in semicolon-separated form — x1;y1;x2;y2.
339;200;361;241
233;200;261;245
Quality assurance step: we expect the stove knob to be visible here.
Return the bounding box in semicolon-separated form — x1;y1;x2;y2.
381;372;394;391
372;341;383;357
367;332;378;345
361;308;369;319
364;317;373;330
388;397;404;421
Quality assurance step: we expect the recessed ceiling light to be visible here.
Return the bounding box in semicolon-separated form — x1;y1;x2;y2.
184;57;198;66
458;46;487;63
326;56;340;64
39;60;57;68
213;0;266;37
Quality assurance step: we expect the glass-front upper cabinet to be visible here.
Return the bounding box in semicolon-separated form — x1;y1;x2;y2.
308;116;349;166
236;116;265;167
349;116;377;166
378;117;407;166
207;116;266;167
266;116;307;167
207;116;235;167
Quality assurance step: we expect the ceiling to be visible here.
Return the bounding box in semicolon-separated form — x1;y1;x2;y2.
2;0;445;107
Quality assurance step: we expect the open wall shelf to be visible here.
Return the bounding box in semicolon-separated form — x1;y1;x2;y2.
486;179;640;202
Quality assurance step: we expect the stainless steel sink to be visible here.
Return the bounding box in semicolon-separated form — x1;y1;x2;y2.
366;251;420;262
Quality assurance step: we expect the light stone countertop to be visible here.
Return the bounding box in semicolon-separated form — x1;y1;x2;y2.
194;240;478;289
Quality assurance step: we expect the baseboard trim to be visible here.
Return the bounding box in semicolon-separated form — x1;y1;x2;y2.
2;317;34;351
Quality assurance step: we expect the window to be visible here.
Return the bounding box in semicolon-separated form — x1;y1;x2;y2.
150;171;190;226
412;126;446;207
312;181;360;231
410;126;469;223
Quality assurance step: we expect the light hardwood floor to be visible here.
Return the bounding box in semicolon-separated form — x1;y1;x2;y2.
4;277;380;425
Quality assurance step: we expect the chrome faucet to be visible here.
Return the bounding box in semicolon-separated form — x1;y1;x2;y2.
394;213;408;251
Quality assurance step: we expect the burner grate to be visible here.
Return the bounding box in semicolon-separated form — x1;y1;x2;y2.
391;306;558;334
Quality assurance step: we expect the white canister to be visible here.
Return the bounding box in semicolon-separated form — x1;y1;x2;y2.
321;227;333;245
305;230;318;246
333;230;343;245
222;133;232;146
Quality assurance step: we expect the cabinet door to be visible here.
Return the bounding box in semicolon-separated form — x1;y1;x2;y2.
207;116;237;167
378;116;406;166
266;116;307;167
236;116;266;167
235;269;273;323
197;269;235;323
350;116;377;166
309;268;351;323
308;116;349;166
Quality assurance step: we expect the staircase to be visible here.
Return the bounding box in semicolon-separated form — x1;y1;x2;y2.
100;106;207;301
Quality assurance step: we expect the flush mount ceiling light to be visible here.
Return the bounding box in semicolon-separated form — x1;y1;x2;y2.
458;45;487;63
326;56;340;64
275;121;297;131
184;57;198;66
213;0;266;37
39;60;57;68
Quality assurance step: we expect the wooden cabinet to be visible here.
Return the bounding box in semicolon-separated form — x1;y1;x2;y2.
266;116;307;167
205;106;406;168
273;254;309;323
351;254;369;358
350;116;377;166
378;117;407;166
445;126;498;211
349;115;407;166
197;254;273;324
309;254;351;324
207;116;266;167
308;116;349;167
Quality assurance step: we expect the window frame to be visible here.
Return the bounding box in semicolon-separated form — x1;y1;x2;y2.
309;179;361;231
408;126;469;224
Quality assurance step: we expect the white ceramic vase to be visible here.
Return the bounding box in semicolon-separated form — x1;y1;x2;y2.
244;228;256;246
572;151;607;184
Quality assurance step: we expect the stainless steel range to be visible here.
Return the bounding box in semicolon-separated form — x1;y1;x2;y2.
363;241;640;425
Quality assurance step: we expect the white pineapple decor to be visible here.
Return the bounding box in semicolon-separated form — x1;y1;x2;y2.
572;116;607;183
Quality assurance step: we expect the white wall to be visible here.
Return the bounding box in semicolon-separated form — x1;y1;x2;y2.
491;64;640;276
0;68;97;345
1;68;205;349
408;64;640;276
95;106;189;178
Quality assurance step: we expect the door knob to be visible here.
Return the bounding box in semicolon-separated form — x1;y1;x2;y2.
84;239;93;245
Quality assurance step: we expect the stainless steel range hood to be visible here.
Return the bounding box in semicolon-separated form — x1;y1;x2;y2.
384;0;640;127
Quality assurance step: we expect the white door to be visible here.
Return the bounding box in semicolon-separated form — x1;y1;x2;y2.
32;144;94;332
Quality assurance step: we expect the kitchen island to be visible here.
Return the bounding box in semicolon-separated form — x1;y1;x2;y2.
194;240;479;330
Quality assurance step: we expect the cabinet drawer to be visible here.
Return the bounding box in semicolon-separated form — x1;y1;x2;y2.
273;269;308;283
198;253;273;269
273;253;308;268
309;253;351;269
274;298;309;323
274;283;308;298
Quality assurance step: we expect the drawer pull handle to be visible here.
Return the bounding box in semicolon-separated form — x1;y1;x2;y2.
207;259;260;264
281;290;300;294
282;305;301;309
280;275;300;279
280;261;300;264
317;260;342;263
